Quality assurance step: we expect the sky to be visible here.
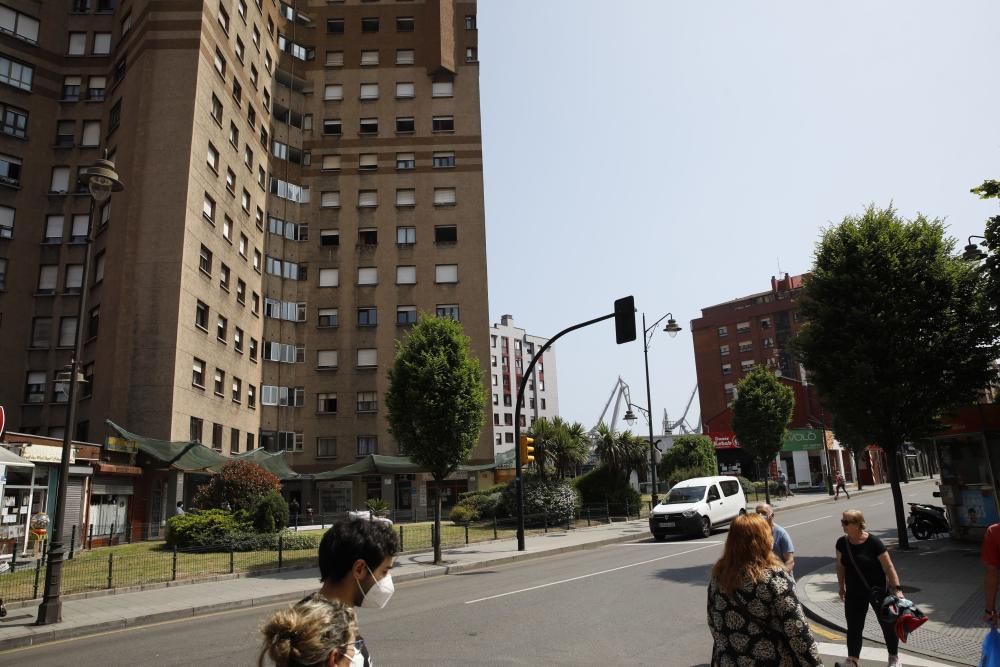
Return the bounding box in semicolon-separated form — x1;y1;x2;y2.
475;1;1000;434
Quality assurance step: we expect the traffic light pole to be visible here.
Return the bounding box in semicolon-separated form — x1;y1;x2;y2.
514;311;619;551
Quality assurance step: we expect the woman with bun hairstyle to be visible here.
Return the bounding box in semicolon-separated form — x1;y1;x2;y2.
260;596;363;667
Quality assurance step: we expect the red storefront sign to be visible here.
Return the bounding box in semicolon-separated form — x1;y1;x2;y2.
711;432;740;450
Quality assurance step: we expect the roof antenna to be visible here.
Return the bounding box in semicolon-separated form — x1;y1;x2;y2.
777;257;783;275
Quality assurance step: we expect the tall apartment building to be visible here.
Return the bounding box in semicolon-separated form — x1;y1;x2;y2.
0;0;491;509
489;314;558;462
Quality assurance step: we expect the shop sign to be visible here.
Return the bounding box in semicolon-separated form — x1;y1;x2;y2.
711;433;740;450
782;429;825;452
18;444;75;464
105;436;138;453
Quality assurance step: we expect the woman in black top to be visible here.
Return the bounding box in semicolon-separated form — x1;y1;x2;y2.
834;510;904;667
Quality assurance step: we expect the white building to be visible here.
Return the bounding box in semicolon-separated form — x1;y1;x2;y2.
489;315;559;461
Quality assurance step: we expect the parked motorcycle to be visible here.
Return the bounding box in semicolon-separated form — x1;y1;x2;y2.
907;502;949;540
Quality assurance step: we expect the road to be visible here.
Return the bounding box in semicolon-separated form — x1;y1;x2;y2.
0;480;962;666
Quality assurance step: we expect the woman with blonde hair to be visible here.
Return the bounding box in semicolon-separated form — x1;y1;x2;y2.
835;509;904;667
260;595;363;667
707;513;821;666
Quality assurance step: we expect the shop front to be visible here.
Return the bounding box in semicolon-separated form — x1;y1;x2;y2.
778;429;828;489
0;446;35;557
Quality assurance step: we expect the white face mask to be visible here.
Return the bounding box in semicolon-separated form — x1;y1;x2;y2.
347;647;365;667
357;566;394;609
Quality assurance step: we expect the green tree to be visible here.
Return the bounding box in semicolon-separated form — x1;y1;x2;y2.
793;204;996;548
731;366;795;505
592;423;647;482
193;460;281;513
549;417;589;479
658;434;718;481
385;314;486;564
971;180;1000;324
527;417;558;480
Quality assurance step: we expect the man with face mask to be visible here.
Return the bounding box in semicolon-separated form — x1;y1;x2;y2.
307;518;399;667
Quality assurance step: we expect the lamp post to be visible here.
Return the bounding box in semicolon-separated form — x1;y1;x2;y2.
963;235;988;262
636;313;681;507
37;153;123;625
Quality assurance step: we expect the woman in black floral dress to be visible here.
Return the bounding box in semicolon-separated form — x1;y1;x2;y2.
707;513;822;666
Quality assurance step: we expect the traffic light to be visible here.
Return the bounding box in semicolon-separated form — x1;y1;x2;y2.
614;296;636;344
519;435;535;466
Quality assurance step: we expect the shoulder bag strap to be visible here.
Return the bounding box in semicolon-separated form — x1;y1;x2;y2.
844;537;874;592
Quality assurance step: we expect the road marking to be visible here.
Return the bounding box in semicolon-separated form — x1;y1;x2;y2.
464;543;722;604
809;624;843;641
872;501;885;506
621;540;724;546
783;515;831;529
815;642;953;666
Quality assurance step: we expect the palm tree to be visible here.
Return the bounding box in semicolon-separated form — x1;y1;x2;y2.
549;417;588;479
527;417;557;479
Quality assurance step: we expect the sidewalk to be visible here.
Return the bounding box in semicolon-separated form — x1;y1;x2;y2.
798;537;984;666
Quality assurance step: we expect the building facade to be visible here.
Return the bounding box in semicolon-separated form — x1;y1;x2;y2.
0;0;491;516
691;273;852;487
489;314;558;461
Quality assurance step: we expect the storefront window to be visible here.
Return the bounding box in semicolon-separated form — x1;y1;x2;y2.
90;494;129;538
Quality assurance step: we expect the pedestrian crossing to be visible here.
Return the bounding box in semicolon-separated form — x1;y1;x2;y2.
815;641;958;666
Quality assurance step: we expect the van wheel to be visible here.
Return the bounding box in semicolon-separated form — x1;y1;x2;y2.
653;533;667;542
700;517;712;538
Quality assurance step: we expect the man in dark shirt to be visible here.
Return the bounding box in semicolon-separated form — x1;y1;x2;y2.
310;518;399;667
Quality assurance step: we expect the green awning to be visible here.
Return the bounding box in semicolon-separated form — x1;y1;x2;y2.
234;449;302;480
106;420;229;473
312;454;496;480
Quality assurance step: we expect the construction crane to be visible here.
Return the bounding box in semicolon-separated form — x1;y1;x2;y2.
590;378;700;436
662;384;700;435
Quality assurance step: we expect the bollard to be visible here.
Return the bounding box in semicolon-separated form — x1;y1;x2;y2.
172;545;178;581
10;546;16;571
493;515;498;540
464;523;469;545
278;533;284;569
230;548;235;574
565;511;571;530
88;524;94;550
399;525;404;552
69;525;77;560
33;558;42;599
625;498;630;520
606;499;612;525
107;553;114;589
543;511;548;533
586;507;591;527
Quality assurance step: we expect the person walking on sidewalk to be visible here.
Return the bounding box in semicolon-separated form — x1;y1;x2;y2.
835;509;905;667
260;596;362;667
835;471;851;500
982;522;1000;625
778;471;794;497
310;518;398;667
756;502;795;579
707;513;821;666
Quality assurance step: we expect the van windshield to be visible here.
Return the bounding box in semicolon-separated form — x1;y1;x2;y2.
664;486;706;504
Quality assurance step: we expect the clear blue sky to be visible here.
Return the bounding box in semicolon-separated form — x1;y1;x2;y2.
477;1;1000;432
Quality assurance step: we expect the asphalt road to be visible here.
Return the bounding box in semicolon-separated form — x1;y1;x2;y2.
0;480;960;666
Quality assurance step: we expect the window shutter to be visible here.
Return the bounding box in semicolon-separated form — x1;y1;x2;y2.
321;191;340;208
325;51;344;67
396;265;416;284
432;81;453;97
357;267;377;285
357;349;377;367
358;190;377;207
319;268;339;287
51;167;70;193
395;82;414;98
322;155;341;170
360;83;378;99
395;189;415;206
359;154;378;169
38;266;58;291
324;84;342;100
361;50;379;66
81;121;100;146
433;187;457;205
435;264;458;283
317;350;338;368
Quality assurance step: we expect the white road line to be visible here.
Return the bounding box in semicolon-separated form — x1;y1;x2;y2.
464;543;722;605
783;515;831;529
815;642;952;666
872;501;885;506
621;540;724;545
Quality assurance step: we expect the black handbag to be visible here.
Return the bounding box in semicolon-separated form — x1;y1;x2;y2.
844;537;887;606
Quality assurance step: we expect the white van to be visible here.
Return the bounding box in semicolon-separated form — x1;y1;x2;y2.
648;476;747;540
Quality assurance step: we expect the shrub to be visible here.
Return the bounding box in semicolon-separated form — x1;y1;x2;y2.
658;435;718;480
366;498;389;517
573;466;641;512
221;529;320;552
737;476;754;495
166;509;247;549
252;490;289;533
458;484;506;502
502;476;579;526
663;465;712;491
193;460;282;513
455;492;503;521
449;505;474;524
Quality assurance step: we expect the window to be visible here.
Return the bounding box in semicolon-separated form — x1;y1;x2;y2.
230;427;240;453
253;249;261;272
94;251;105;283
0;7;39;44
237;0;246;21
327;18;344;34
435;264;458;283
1;104;27;139
357;436;376;457
318;308;338;327
93;32;111;55
214;368;225;395
207;142;220;171
211;94;223;123
218;5;230;32
395;116;414;133
717;326;728;337
322;154;341;171
466;47;478;63
211;423;223;450
0;56;33;91
317;393;337;414
68;32;87;55
247;384;256;408
199;244;212;275
359;117;378;135
219;263;230;290
0;205;12;238
357;307;377;326
465;14;477;30
234;326;244;352
222;215;232;242
31;317;52;348
192;358;206;387
189;416;204;443
433;152;456;168
736;321;751;333
233;78;243;106
229;121;239;147
214;48;226;77
87;75;106;100
360;83;378;100
433;187;457;206
396;49;415;65
326;51;344;67
324;84;343;101
323;119;342;135
719;344;730;356
396;305;416;325
722;363;732;376
249;338;258;361
358;190;377;207
395;189;416;207
396;265;416;284
357;391;377;412
396;16;414;32
317;437;337;458
251;292;260;315
435;225;457;244
241;188;251;213
244;145;253;169
432;81;453;98
88;305;100;338
738;341;753;353
395;153;415;171
396;226;416;246
217;315;228;342
50;166;70;193
195;300;209;330
359;153;378;170
432;116;454;132
356;348;377;368
361;16;379;32
361;50;379;66
320;230;340;246
741;360;755;372
760;317;771;329
225;168;236;194
357;267;377;285
65;264;84;292
319;268;339;287
436;304;459;321
317;350;338;369
0;154;21;186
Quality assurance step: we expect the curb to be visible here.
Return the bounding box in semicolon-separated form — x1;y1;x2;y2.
797;563;977;667
0;523;651;652
763;478;936;516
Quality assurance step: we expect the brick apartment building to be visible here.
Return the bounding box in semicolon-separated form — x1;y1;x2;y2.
0;0;491;520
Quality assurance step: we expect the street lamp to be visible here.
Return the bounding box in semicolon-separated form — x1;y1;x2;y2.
963;235;988;262
641;312;682;507
37;153;123;625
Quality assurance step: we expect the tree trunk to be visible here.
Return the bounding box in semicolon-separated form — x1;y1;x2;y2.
432;479;442;564
760;460;771;505
886;443;910;550
853;450;864;491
